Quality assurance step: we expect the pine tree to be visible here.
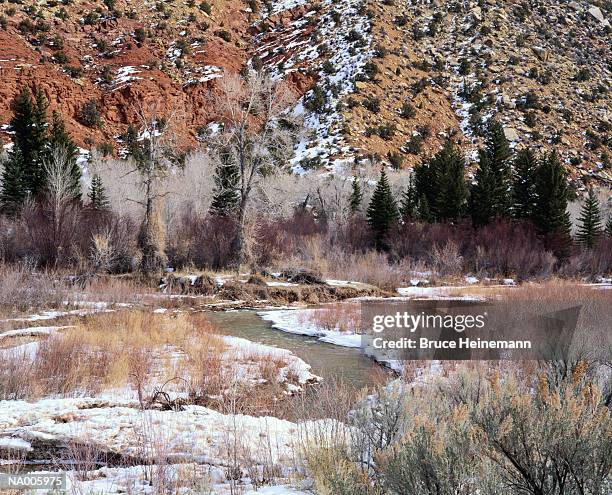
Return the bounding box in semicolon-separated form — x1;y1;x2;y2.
413;141;468;222
49;111;81;201
512;148;538;220
348;176;363;214
367;168;399;248
88;174;110;210
533;151;572;259
210;149;240;217
469;120;512;226
576;188;602;249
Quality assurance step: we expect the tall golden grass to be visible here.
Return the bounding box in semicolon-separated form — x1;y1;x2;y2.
0;311;226;401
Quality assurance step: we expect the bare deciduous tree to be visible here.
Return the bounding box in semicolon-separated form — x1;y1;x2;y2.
124;105;185;275
42;146;81;263
206;71;299;269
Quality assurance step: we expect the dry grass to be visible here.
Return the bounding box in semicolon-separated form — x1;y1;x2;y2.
0;264;159;322
0;310;300;415
0;311;226;401
298;302;363;333
278;238;414;290
0;264;66;317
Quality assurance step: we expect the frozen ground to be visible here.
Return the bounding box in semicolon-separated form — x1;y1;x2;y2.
0;397;331;494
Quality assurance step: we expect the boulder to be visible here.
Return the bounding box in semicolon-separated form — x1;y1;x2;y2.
503;127;520;142
588;6;605;23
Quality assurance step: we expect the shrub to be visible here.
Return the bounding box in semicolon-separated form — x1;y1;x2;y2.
305;85;326;113
404;134;423;155
199;1;212;14
215;29;231;42
387;151;403;169
362;97;380;113
134;27;146;42
399;102;416;119
78;100;102;128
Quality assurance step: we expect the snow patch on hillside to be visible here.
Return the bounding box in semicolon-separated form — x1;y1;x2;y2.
254;0;374;173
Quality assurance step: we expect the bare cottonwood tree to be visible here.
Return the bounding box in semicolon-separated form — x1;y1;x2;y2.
124;104;185;275
206;71;299;269
42;146;81;262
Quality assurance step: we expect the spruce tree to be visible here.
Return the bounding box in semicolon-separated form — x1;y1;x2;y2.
413;141;468;222
88;174;110;211
400;175;417;222
25;87;50;197
434;142;469;222
210;149;240;217
49;111;81;201
1;86;51;211
512;148;538;220
367;168;399;249
533;151;572;259
606;215;612;238
576;188;602;249
0;148;25;211
469;120;512;226
348;176;363;214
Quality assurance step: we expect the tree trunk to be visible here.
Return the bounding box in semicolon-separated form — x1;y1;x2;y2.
229;196;248;272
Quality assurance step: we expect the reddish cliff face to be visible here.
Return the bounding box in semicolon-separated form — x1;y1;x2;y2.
0;0;313;151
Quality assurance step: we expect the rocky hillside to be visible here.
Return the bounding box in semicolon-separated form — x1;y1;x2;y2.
0;0;610;184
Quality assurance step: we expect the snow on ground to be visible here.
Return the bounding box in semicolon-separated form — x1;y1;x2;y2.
0;399;299;462
0;325;73;340
110;65;143;91
258;308;362;348
0;341;40;359
222;335;320;386
260;0;309;17
396;286;486;301
5;307;112;323
64;464;310;495
0;398;337;494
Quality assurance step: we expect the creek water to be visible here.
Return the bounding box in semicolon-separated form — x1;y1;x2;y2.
207;309;381;388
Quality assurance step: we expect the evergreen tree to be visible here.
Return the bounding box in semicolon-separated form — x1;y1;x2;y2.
417;193;433;223
400;175;417;222
0;148;25;211
434;142;469;222
512;148;538;220
210;148;240;217
576;188;602;249
606;215;612;238
469;120;512;226
1;87;46;210
88;174;110;210
367;168;399;248
49;111;81;201
25;86;50;197
413;141;468;222
348;176;363;214
533;151;572;259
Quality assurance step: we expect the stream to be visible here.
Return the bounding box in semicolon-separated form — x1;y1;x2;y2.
207;310;381;388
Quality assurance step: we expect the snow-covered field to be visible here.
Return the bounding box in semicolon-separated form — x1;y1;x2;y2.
0;397;327;494
0;308;327;494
